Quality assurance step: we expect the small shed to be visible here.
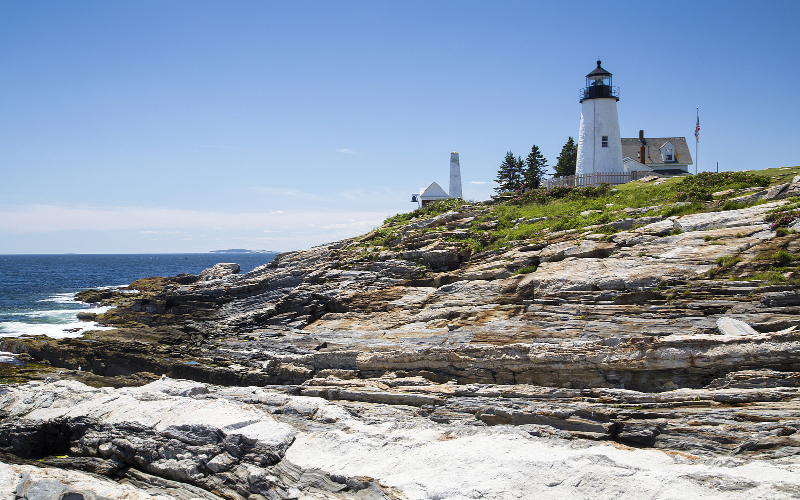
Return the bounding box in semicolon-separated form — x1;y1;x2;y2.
418;182;450;207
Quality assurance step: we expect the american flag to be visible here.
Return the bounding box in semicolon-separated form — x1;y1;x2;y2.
695;111;700;142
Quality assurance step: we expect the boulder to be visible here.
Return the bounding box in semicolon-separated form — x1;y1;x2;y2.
198;263;240;281
675;201;785;231
765;182;790;200
605;215;663;232
635;218;676;236
761;290;800;308
716;317;759;336
528;257;704;293
538;240;614;262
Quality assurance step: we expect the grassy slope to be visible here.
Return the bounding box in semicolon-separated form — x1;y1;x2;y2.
372;166;800;256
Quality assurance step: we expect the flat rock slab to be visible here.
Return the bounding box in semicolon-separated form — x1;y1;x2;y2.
286;408;800;500
5;379;800;500
675;201;785;232
524;257;707;293
717;316;760;336
0;462;193;500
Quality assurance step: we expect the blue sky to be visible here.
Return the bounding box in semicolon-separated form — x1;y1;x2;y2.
2;0;798;253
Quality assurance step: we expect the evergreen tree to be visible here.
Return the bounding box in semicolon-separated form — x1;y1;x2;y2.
494;151;523;193
523;144;547;189
553;137;577;178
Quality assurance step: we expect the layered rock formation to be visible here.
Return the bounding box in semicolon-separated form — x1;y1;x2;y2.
3;173;800;498
2;376;800;499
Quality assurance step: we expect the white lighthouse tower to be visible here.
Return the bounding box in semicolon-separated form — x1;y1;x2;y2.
576;61;624;175
449;151;462;199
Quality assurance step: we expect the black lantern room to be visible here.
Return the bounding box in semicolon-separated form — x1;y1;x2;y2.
580;60;619;102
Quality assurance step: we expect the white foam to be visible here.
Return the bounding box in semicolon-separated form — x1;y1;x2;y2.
19;305;111;319
2;290;114;339
0;351;18;364
37;292;82;304
0;320;114;339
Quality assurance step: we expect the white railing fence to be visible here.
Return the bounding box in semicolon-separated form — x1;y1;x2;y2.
543;171;653;189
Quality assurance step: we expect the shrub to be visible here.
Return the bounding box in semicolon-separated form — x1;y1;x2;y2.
771;250;794;266
765;208;800;229
371;228;400;247
508;183;611;206
718;200;751;211
673;171;769;202
512;265;538;276
383;198;465;226
595;225;621;235
754;271;786;284
716;255;741;269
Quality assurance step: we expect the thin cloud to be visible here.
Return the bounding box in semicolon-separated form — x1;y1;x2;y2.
470;181;487;185
243;186;319;199
0;204;395;235
336;148;358;155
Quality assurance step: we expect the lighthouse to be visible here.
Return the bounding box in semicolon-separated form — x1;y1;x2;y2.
576;61;624;175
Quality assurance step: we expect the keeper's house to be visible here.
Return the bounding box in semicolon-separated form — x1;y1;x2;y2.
621;130;693;176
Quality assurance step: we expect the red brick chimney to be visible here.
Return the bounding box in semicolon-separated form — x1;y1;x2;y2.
639;130;646;163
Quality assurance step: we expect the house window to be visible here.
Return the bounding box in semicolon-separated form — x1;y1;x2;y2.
665;148;673;161
601;136;609;148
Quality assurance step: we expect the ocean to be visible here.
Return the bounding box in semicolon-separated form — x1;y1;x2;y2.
0;253;276;342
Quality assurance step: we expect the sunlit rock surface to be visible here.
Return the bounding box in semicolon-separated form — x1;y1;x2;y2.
4;188;800;498
2;377;800;499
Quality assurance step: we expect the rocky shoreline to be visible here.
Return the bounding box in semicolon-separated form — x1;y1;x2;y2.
3;173;800;498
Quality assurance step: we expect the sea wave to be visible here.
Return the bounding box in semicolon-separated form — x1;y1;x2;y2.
36;292;84;304
0;351;20;364
0;320;114;339
17;305;111;320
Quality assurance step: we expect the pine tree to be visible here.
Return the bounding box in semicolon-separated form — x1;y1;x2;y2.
494;151;523;193
554;137;577;178
523;144;547;189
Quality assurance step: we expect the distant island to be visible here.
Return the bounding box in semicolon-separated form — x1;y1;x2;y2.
209;249;276;254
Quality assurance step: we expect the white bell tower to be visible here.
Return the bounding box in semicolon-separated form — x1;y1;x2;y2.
449;151;462;199
576;61;624;175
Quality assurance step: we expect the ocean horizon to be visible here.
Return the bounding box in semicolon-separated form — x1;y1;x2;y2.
0;253;277;340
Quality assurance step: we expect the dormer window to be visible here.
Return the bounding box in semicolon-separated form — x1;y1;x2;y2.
601;136;609;148
660;141;676;163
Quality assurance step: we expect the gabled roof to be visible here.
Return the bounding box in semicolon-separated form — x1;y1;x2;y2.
420;182;450;199
621;136;693;166
586;60;612;78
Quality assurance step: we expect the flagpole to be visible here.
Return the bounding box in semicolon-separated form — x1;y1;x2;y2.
695;107;699;175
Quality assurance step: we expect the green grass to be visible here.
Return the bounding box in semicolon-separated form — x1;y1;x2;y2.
716;200;753;211
595;225;622;235
383;197;466;227
716;255;741;269
753;271;787;284
671;171;770;202
372;166;800;252
771;250;795;266
512;265;538;276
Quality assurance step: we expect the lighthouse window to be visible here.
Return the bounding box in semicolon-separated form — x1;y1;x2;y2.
601;136;609;148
